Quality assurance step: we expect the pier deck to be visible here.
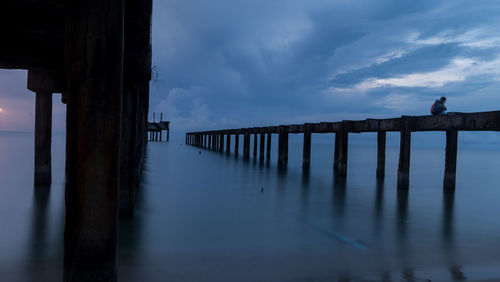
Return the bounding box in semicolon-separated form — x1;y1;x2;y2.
187;111;500;190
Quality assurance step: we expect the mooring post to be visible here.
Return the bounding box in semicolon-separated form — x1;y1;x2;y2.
34;91;53;185
64;0;125;279
243;131;250;159
337;124;349;177
377;131;386;178
278;126;289;166
166;128;170;142
253;132;258;157
303;123;312;170
444;129;458;190
398;116;412;189
266;131;272;160
259;132;265;161
226;133;231;154
153;112;155;122
334;132;340;171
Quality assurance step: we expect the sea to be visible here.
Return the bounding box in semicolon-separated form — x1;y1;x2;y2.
1;131;500;281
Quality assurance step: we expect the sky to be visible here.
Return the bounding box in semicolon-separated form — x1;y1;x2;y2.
1;0;500;139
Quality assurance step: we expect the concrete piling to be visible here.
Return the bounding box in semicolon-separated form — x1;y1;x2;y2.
34;91;52;185
444;130;458;190
398;116;412;190
303;123;312;170
377;131;386;178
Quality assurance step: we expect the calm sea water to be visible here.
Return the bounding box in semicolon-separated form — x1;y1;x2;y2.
1;131;500;281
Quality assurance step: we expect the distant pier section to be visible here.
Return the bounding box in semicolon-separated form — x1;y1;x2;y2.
148;112;170;142
186;111;500;190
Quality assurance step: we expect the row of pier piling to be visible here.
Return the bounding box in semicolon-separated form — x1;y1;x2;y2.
187;111;500;190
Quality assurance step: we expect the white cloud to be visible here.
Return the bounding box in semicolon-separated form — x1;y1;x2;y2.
410;28;500;50
334;56;500;92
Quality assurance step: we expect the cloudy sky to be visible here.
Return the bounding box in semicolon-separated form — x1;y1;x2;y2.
0;0;500;135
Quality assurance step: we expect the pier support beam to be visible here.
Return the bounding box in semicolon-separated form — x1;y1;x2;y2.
398;117;412;190
259;133;265;161
303;124;312;170
334;133;340;171
278;126;288;166
234;134;239;156
377;131;386;178
219;134;224;152
64;0;125;280
253;133;258;157
337;127;349;177
34;91;52;185
444;130;458;190
243;132;250;159
226;134;231;154
266;132;271;160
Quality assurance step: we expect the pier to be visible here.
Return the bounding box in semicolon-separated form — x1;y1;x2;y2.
186;111;500;190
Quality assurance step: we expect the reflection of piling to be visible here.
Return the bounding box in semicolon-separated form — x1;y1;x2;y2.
187;111;500;191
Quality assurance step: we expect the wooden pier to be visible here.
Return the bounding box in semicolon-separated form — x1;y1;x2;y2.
186;111;500;190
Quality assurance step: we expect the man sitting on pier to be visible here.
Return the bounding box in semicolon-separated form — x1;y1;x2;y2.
431;97;447;115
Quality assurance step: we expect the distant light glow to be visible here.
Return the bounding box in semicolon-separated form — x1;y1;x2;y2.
0;108;3;112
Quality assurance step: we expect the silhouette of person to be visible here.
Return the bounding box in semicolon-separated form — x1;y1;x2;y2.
431;97;447;115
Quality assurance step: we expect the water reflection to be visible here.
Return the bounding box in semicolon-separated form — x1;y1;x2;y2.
373;178;385;235
29;185;51;259
442;191;466;281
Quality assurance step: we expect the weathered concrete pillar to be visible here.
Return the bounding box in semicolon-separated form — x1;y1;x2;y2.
259;133;265;161
444;130;458;190
185;134;188;144
334;133;340;171
211;134;215;150
28;70;65;186
398;116;412;190
219;134;224;152
253;132;258;157
266;131;272;160
278;126;289;166
120;0;154;214
166;128;170;142
234;133;239;156
226;134;231;154
243;132;250;159
377;131;386;178
34;92;53;185
119;81;138;218
337;126;349;177
303;123;312;170
64;0;125;280
159;130;162;142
